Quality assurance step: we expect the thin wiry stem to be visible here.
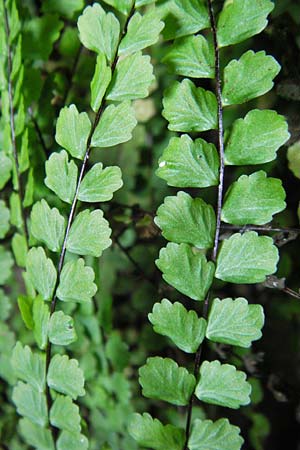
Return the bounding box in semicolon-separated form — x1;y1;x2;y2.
184;1;225;447
44;3;136;441
3;1;29;244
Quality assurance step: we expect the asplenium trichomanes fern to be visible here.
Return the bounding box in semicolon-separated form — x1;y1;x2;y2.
129;0;290;449
8;1;163;448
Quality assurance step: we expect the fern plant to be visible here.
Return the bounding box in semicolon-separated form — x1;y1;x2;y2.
2;1;164;448
129;0;290;449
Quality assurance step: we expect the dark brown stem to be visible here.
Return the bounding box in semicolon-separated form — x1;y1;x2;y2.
44;3;136;442
184;1;224;448
3;1;29;244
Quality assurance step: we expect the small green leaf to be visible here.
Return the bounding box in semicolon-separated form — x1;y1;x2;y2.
222;171;286;225
225;109;290;165
189;418;244;450
206;297;265;348
57;258;97;303
101;0;133;15
57;431;88;450
19;418;55;450
157;0;209;40
19;129;29;173
163;35;214;78
55;104;91;160
139;357;195;406
50;395;81;433
287;140;300;179
26;247;57;301
90;53;112;112
107;52;154;101
47;354;85;399
119;9;164;56
217;0;274;47
156;243;215;301
33;296;50;350
23;14;63;60
222;51;280;106
155;191;215;249
0;200;10;238
195;360;251;409
11;342;45;392
23;168;34;208
0;245;13;285
78;163;123;202
128;413;185;450
66;209;111;257
48;311;77;346
149;299;206;353
78;3;120;62
163;79;217;132
0;153;12;189
92;101;137;148
12;233;28;268
10;192;22;229
12;382;48;426
30;199;65;252
45;150;78;204
17;295;33;329
215;232;279;284
156;135;219;188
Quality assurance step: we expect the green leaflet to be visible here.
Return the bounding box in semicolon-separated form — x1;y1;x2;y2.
221;171;286;225
33;296;50;350
163;35;214;78
107;52;154;102
12;233;27;267
156;135;219;188
215;231;279;284
0;288;11;321
156;243;215;301
101;0;133;15
91;101;137;148
11;342;45;392
26;247;57;301
206;298;265;348
0;245;13;285
128;413;185;450
224;109;290;165
47;354;85;400
12;382;48;426
0;200;10;238
287;141;300;179
18;295;33;329
66;209;111;257
189;418;243;450
195;360;251;409
45;150;78;204
57;431;88;450
149;299;206;353
222;50;280;105
30;199;65;252
157;0;209;40
48;311;77;346
42;0;84;18
163;79;218;132
78;163;123;202
119;9;164;56
50;395;81;433
23;14;63;60
139;357;195;406
57;258;97;303
19;418;54;450
10;192;22;229
0;153;12;189
217;0;274;47
90;53;112;112
55;104;91;160
155;191;215;249
77;3;120;62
